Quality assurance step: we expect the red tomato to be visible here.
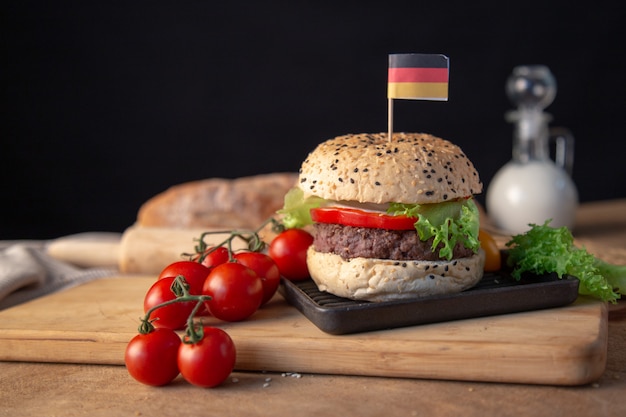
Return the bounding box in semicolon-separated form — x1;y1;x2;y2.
234;252;281;305
178;327;236;388
310;207;416;230
158;261;211;295
195;246;230;269
268;228;314;280
144;276;196;330
125;328;181;386
158;260;212;316
202;262;263;322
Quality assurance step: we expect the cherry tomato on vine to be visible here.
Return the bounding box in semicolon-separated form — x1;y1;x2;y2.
144;276;196;330
158;261;211;295
202;262;263;322
125;328;181;386
194;246;230;269
269;228;314;280
178;327;236;388
479;229;502;272
234;252;281;305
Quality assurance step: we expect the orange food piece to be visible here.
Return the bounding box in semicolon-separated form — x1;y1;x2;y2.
479;229;502;272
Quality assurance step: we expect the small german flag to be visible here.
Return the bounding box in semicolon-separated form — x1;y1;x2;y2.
388;54;449;101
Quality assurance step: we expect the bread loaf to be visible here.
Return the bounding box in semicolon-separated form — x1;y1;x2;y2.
137;173;297;229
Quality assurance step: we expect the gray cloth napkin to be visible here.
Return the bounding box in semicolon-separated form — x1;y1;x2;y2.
0;243;117;310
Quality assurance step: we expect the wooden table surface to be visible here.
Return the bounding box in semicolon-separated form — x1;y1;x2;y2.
1;199;625;417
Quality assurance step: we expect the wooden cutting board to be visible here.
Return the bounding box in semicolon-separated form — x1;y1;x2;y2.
0;275;607;386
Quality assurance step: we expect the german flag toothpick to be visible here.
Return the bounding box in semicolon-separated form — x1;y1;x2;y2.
387;53;449;140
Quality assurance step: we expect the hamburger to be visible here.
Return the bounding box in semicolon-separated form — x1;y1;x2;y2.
280;132;485;302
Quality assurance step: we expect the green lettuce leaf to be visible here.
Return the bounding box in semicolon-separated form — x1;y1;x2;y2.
506;221;622;303
387;199;481;261
276;188;325;229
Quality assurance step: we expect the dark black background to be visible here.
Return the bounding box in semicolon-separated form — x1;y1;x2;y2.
3;0;625;239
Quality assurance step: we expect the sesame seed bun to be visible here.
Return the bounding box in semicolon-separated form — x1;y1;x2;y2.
307;247;485;302
298;132;482;204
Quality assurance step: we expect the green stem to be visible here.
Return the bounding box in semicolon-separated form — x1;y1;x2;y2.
185;216;286;263
183;299;209;344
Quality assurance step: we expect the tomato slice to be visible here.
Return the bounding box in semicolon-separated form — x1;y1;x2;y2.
310;207;416;230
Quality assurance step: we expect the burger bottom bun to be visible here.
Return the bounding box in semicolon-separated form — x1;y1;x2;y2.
307;247;486;302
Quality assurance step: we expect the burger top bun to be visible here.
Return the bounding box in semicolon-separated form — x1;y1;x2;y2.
298;132;482;204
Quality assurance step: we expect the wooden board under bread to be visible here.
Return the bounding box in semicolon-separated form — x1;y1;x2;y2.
0;276;607;386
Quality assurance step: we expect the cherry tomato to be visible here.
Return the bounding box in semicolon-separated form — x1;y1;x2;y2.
269;228;314;280
194;246;230;269
178;327;236;388
202;262;263;322
479;229;502;272
158;260;212;316
125;328;181;386
311;207;416;230
158;261;211;295
234;252;281;306
144;276;196;330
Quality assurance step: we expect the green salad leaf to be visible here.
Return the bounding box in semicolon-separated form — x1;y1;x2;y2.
506;221;625;303
276;188;324;229
388;199;481;261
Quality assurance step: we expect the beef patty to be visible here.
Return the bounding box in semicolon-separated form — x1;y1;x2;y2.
313;223;475;261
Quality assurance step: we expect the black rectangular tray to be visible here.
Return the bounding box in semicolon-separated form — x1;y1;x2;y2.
279;270;579;335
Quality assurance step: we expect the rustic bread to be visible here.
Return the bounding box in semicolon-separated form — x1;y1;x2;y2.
137;173;297;229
